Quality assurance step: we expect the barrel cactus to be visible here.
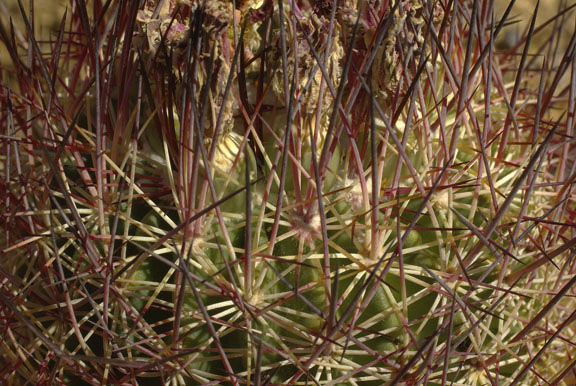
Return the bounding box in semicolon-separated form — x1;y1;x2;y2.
1;0;575;385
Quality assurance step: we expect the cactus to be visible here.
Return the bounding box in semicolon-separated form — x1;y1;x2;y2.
1;0;576;385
